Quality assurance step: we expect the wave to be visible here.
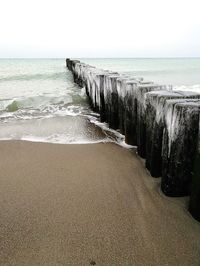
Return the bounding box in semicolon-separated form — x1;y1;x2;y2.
6;100;19;112
0;95;72;113
0;87;90;124
0;71;70;82
0;116;110;144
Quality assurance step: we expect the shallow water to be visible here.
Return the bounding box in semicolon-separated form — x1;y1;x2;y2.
0;58;200;144
0;59;109;144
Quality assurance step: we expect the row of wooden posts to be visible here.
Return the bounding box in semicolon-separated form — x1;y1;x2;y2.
66;58;200;222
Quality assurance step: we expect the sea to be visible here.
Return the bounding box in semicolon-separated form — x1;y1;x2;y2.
0;58;200;144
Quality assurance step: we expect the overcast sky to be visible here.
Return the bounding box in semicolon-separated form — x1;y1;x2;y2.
0;0;200;58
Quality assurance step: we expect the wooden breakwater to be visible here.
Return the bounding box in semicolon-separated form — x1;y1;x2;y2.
66;58;200;222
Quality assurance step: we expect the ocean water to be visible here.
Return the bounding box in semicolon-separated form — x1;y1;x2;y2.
0;59;109;144
0;58;200;144
81;58;200;88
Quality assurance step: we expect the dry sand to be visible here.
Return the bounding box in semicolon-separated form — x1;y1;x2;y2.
0;141;200;266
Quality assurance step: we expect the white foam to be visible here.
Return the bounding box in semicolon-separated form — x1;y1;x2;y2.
173;84;200;93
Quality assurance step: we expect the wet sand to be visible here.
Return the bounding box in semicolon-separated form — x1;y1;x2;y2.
0;141;200;265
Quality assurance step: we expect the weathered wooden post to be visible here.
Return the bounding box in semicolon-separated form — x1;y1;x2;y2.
145;91;200;177
91;70;107;112
116;77;126;134
84;67;102;111
136;85;166;159
66;58;70;68
161;99;200;196
117;76;134;135
78;63;90;88
83;66;96;98
104;74;120;129
189;120;200;221
124;80;138;145
70;60;81;82
99;73;107;122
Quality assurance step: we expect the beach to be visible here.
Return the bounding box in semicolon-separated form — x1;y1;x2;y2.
0;141;200;265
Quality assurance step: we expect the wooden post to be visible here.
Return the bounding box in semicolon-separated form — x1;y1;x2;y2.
189;119;200;221
161;100;200;196
145;91;200;177
136;85;166;159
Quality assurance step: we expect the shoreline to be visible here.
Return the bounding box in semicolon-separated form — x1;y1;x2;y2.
0;140;200;265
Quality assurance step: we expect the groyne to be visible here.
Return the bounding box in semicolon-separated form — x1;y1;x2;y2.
66;58;200;222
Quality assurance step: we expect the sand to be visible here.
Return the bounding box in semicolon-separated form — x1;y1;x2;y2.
0;141;200;266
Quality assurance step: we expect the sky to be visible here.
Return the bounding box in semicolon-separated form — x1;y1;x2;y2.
0;0;200;58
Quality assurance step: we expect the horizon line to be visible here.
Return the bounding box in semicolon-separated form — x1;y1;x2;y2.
0;56;200;59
